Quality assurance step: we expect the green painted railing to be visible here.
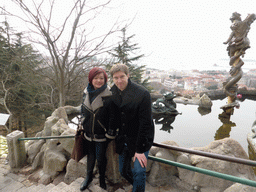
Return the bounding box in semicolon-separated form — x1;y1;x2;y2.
149;155;256;188
17;135;256;188
18;136;256;167
18;135;75;141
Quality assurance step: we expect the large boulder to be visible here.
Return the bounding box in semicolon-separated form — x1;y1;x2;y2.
43;147;67;176
177;138;255;192
63;105;81;120
51;118;70;136
174;94;212;108
42;107;69;136
199;93;212;108
51;107;69;124
27;139;45;164
223;183;256;192
42;116;60;136
147;141;180;186
25;106;80;184
59;129;76;155
31;143;47;171
64;157;87;184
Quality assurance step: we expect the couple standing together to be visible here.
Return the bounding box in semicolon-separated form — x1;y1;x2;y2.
80;64;155;192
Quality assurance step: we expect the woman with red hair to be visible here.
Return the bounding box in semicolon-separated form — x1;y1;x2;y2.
80;67;112;191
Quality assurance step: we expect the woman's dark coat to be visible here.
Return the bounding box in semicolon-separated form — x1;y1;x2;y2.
81;86;112;142
109;79;155;156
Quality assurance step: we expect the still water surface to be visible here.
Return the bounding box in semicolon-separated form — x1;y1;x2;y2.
154;99;256;153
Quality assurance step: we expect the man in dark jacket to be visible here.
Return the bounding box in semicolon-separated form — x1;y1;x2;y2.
107;64;154;192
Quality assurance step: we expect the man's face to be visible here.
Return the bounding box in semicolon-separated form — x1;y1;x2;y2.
112;71;129;91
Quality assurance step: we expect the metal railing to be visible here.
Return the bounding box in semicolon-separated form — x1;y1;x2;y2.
18;136;256;167
148;155;256;187
17;135;256;188
153;142;256;167
18;135;75;141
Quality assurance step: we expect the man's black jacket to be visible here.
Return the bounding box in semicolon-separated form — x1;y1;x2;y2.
109;79;155;156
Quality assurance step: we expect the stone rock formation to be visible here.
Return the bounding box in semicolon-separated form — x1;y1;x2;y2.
23;105;255;191
177;138;255;191
174;93;212;108
26;106;79;184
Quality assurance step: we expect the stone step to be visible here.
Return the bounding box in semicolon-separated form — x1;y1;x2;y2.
38;183;55;192
0;175;25;192
0;163;119;192
0;175;128;192
17;184;40;192
48;181;69;192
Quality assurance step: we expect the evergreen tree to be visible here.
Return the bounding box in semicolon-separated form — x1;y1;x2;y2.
107;27;151;90
0;21;51;135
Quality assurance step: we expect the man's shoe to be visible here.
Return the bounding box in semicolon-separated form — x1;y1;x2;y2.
80;177;93;191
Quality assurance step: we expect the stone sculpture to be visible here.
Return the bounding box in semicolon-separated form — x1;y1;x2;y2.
152;92;181;133
152;92;180;116
222;12;256;113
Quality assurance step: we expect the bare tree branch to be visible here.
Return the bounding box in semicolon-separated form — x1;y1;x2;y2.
1;0;124;106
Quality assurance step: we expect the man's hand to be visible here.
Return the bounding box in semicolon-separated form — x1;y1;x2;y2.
133;153;147;168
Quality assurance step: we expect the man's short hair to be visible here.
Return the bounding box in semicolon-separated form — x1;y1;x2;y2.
109;63;129;77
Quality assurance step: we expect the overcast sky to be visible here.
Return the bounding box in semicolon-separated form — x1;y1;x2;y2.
2;0;256;71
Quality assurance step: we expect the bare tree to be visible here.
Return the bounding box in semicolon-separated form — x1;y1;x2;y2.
1;0;123;106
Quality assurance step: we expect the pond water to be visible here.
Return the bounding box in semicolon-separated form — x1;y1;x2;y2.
153;98;256;154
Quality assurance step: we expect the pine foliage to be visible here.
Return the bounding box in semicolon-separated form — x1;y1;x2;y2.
107;27;150;90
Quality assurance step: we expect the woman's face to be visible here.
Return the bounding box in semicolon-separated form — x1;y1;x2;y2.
92;72;105;90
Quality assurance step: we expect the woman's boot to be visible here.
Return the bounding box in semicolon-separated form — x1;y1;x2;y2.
80;174;93;191
80;154;95;191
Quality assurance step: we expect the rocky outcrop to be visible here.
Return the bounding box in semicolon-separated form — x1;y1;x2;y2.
174;93;212;108
22;105;256;191
148;138;256;192
147;141;181;186
177;138;255;191
199;93;213;108
26;106;79;184
25;105;122;185
64;140;123;185
224;183;256;192
64;158;87;184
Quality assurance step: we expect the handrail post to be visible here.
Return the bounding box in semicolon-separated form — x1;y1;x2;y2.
6;130;26;168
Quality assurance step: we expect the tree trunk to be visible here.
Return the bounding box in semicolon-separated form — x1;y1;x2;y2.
18;119;22;131
59;69;65;107
24;120;27;137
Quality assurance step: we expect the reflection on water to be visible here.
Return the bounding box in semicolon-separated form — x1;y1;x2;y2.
154;99;256;176
154;99;256;156
154;98;256;174
198;107;211;116
154;115;176;133
215;112;236;140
